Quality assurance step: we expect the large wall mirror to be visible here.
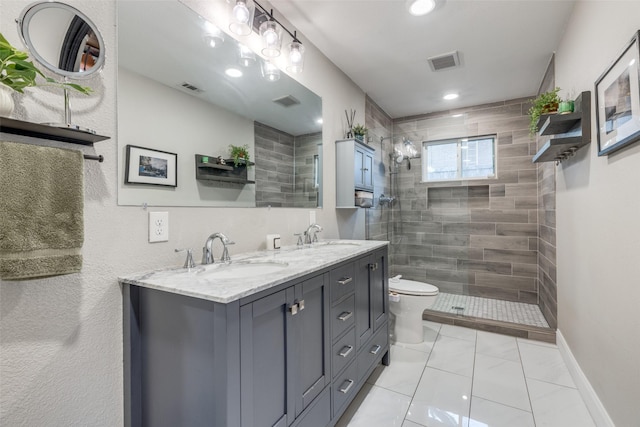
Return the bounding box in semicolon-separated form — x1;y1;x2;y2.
117;0;323;208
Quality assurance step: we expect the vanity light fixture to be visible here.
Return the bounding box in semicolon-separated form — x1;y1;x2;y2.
261;59;280;82
238;44;256;67
229;0;254;36
443;93;459;100
259;18;282;57
407;0;436;16
251;0;306;73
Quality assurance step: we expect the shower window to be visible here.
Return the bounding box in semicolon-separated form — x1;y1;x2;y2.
422;135;497;182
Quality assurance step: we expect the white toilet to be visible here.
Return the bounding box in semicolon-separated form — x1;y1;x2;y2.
389;276;439;344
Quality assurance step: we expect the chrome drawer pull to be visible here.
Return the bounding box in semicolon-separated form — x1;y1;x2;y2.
368;263;378;271
338;311;353;322
337;277;353;285
338;345;354;358
298;299;305;311
339;379;354;394
289;304;298;315
370;345;382;355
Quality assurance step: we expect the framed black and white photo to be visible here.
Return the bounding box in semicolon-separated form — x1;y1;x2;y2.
125;145;177;187
596;30;640;156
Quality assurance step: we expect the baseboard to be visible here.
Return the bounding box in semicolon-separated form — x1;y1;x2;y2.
556;330;615;427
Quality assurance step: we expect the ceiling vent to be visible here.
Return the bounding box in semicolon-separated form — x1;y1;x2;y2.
427;51;461;71
179;82;204;93
273;95;300;107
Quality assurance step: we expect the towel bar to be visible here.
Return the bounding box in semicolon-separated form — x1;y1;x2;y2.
84;154;103;162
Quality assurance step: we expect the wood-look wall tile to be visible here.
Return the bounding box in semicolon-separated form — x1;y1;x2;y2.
484;249;537;264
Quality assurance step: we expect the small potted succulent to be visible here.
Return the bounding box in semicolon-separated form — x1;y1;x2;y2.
228;144;251;167
352;123;368;142
528;87;561;136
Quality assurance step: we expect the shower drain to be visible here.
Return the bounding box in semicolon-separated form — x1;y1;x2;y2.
452;306;465;315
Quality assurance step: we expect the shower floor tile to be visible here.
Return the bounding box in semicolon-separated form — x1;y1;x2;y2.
430;292;549;328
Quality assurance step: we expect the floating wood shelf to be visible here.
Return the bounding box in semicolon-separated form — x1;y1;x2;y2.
0;116;109;145
532;91;591;164
195;154;255;185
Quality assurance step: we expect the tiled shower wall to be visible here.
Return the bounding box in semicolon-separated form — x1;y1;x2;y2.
254;122;321;208
367;98;543;305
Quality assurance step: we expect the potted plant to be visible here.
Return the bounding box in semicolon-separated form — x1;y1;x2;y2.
228;144;251;167
528;87;561;136
0;33;92;94
352;123;368;142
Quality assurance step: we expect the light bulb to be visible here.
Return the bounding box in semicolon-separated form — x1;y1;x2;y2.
264;28;278;45
407;0;436;16
233;1;250;23
287;41;305;73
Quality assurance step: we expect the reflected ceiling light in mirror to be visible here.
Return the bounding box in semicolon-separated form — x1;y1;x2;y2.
260;19;282;57
443;92;459;100
407;0;436;16
203;22;224;48
261;60;280;82
225;67;243;78
287;40;305;73
316;118;323;124
238;44;256;67
229;0;254;36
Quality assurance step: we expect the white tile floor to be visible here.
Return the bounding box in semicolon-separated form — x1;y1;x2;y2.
336;321;596;427
431;293;550;328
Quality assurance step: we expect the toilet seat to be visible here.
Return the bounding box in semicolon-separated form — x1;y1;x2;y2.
389;279;439;296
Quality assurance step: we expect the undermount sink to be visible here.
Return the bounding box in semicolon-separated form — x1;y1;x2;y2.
197;260;289;279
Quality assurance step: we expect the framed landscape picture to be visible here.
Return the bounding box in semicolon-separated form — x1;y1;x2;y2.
125;145;177;187
596;30;640;156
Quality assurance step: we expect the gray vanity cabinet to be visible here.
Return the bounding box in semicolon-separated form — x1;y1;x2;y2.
123;245;388;427
240;273;330;427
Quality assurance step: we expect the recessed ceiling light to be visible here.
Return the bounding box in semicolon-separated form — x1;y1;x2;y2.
407;0;436;16
452;113;463;118
443;93;459;100
225;68;243;78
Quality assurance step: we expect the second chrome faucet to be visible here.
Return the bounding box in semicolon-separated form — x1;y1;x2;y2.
202;232;234;264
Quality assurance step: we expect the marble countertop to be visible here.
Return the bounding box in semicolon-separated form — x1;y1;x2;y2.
118;240;388;304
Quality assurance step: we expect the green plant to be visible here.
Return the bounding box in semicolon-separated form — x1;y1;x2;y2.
352;123;367;137
528;87;561;136
0;33;91;94
228;144;250;167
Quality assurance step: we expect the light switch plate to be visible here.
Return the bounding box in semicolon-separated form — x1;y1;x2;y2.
149;211;169;242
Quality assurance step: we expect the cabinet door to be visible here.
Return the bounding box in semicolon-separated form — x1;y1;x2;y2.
240;288;295;427
354;148;365;189
354;256;373;348
371;248;389;332
294;274;330;417
363;151;374;190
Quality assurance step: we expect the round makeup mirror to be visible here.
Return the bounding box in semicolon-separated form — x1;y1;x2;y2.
17;1;105;79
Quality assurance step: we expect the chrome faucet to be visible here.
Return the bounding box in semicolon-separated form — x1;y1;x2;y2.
202;232;235;264
304;223;323;244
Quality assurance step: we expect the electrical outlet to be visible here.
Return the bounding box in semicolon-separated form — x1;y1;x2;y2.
149;211;169;242
309;210;316;225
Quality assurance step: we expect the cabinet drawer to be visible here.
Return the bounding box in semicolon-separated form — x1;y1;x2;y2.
357;325;389;382
330;262;355;303
331;295;355;339
332;327;356;379
332;360;358;418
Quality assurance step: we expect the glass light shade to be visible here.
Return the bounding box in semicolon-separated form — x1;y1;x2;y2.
286;41;305;73
261;60;280;82
238;44;256;67
203;23;224;48
229;0;254;36
259;20;282;57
